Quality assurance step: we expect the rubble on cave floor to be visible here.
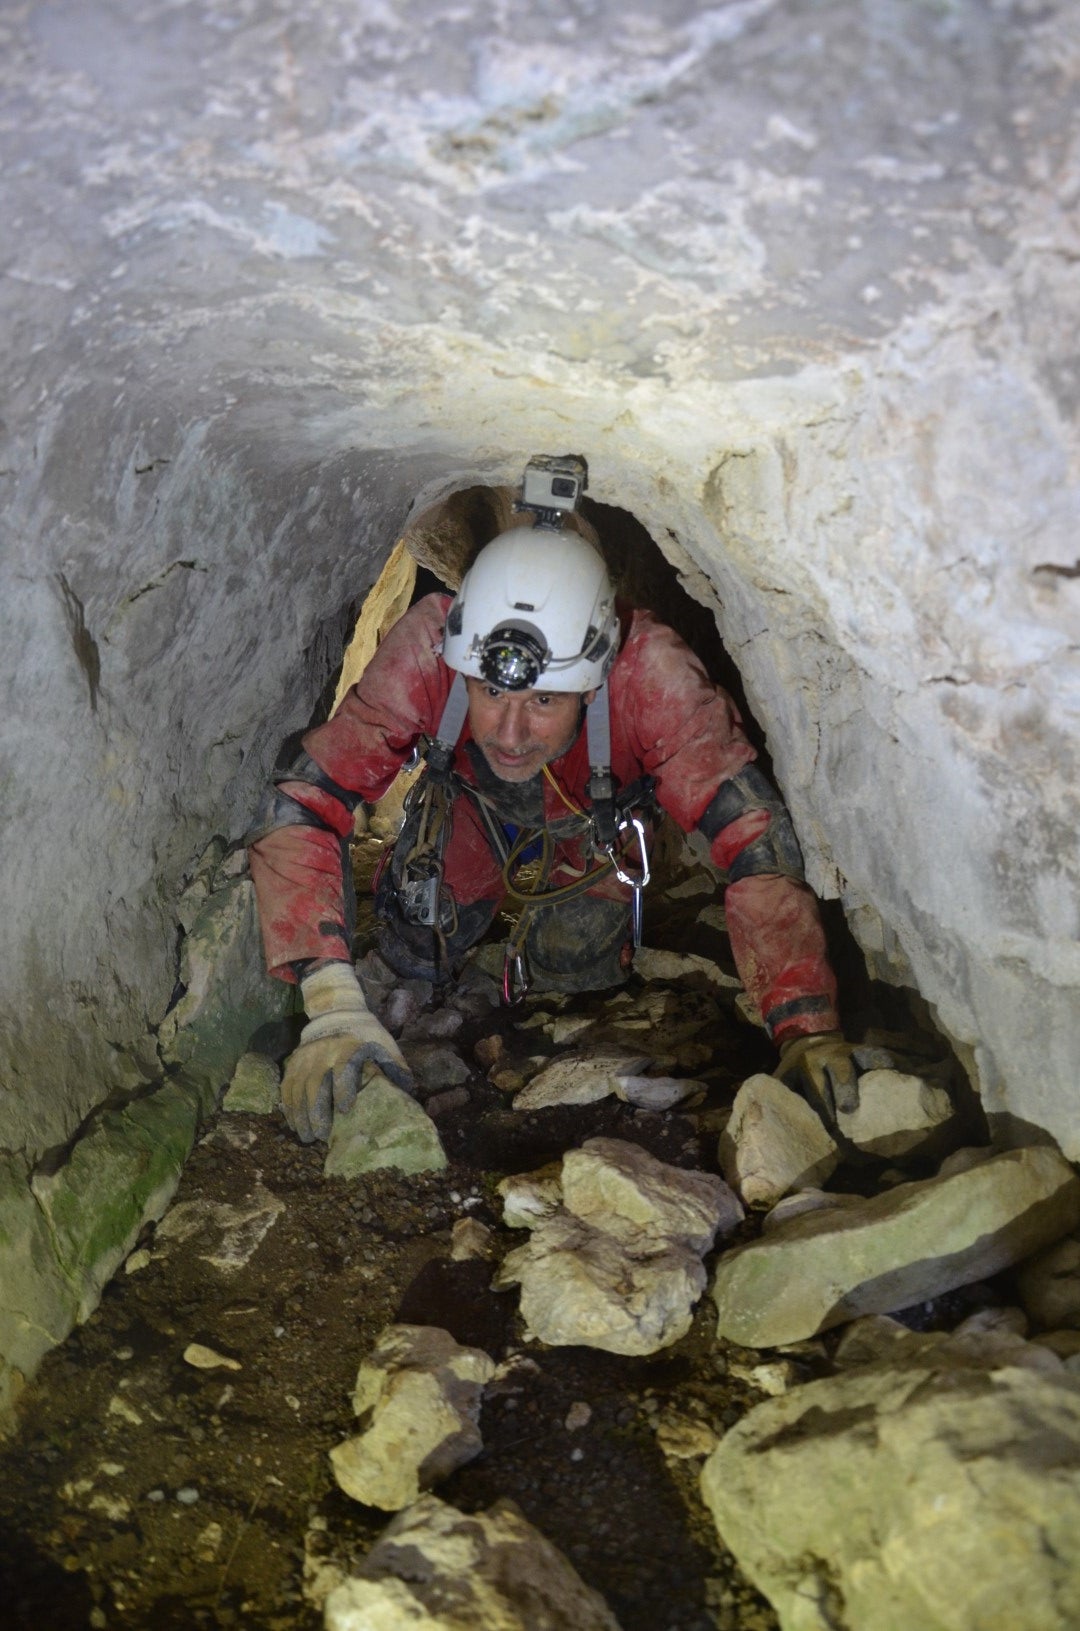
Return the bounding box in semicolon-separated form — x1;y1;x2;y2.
3;939;1079;1631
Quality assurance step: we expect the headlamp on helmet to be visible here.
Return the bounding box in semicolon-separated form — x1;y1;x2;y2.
478;625;549;691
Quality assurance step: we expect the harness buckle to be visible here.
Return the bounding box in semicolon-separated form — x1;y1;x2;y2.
400;870;443;928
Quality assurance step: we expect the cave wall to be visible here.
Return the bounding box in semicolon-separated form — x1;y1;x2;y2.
1;0;1078;1164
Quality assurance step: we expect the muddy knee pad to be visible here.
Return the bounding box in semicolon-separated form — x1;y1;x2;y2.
523;893;632;993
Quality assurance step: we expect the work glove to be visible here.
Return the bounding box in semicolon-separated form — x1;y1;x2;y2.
777;1030;860;1126
281;962;413;1144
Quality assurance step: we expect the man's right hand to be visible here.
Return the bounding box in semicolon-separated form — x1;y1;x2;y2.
281;963;413;1143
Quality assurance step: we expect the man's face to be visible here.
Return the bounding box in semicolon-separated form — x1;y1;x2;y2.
465;677;592;783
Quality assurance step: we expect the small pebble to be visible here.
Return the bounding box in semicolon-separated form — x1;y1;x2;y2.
176;1487;200;1505
146;1488;165;1502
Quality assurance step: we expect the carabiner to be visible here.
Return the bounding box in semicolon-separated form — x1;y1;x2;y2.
502;946;530;1006
606;814;651;950
606;813;651;890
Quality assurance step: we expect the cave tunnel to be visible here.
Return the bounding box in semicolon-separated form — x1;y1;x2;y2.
2;0;1080;1626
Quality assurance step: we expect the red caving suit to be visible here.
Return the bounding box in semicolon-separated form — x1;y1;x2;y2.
248;594;839;1044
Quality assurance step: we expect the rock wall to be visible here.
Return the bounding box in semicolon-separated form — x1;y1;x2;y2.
1;0;1078;1161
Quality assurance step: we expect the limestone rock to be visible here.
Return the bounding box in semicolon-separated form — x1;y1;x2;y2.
222;1052;280;1115
613;1074;704;1110
761;1188;857;1234
31;1079;204;1319
498;1165;564;1229
494;1139;742;1355
836;1067;958;1161
1017;1231;1080;1331
450;1218;493;1261
183;1343;241;1372
700;1360;1080;1631
324;1075;447;1179
711;1145;1080;1348
158;874;291;1100
512;1050;651;1110
329;1326;495;1511
561;1138;741;1253
718;1074;839;1207
832;1310;1061;1377
938;1144;996;1179
630;947;741;991
401;1042;471;1096
325;1494;623;1630
154;1184;285;1273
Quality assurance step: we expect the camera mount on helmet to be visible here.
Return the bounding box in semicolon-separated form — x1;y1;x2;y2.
441;451;617;696
517;452;588;531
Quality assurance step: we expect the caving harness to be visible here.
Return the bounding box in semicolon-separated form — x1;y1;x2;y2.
380;672;655;1003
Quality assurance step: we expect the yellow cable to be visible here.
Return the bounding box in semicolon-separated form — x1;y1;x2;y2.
542;762;585;818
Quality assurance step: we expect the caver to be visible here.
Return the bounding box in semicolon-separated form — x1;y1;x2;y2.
248;455;858;1143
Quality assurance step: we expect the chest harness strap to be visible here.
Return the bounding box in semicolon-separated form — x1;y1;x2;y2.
387;673;653;1001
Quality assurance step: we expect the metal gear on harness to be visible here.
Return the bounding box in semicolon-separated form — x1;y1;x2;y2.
380;673;471;966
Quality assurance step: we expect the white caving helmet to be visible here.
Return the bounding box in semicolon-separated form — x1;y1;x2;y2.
441;523;620;693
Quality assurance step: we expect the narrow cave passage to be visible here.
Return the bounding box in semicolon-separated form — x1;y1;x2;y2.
0;475;967;1630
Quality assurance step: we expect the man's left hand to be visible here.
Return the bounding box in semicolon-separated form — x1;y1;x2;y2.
776;1031;860;1125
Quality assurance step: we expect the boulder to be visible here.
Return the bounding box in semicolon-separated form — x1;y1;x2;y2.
700;1359;1080;1631
325;1494;623;1630
494;1139;742;1355
711;1145;1080;1348
329;1325;495;1511
718;1074;839;1207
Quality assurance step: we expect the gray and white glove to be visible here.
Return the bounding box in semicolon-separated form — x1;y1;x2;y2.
777;1030;860;1126
281;962;413;1144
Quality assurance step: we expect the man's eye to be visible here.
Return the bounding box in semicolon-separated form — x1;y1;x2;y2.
534;694;553;706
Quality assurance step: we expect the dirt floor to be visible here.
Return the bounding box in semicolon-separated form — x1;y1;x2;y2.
0;836;960;1631
0;976;800;1628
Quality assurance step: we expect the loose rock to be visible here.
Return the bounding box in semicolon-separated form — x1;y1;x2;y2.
183;1343;241;1372
329;1325;495;1511
222;1052;281;1115
325;1494;624;1630
449;1218;493;1261
512;1050;652;1110
711;1145;1080;1348
1017;1230;1080;1331
718;1074;839;1207
495;1138;742;1355
837;1066;958;1161
401;1042;471;1095
324;1074;447;1179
